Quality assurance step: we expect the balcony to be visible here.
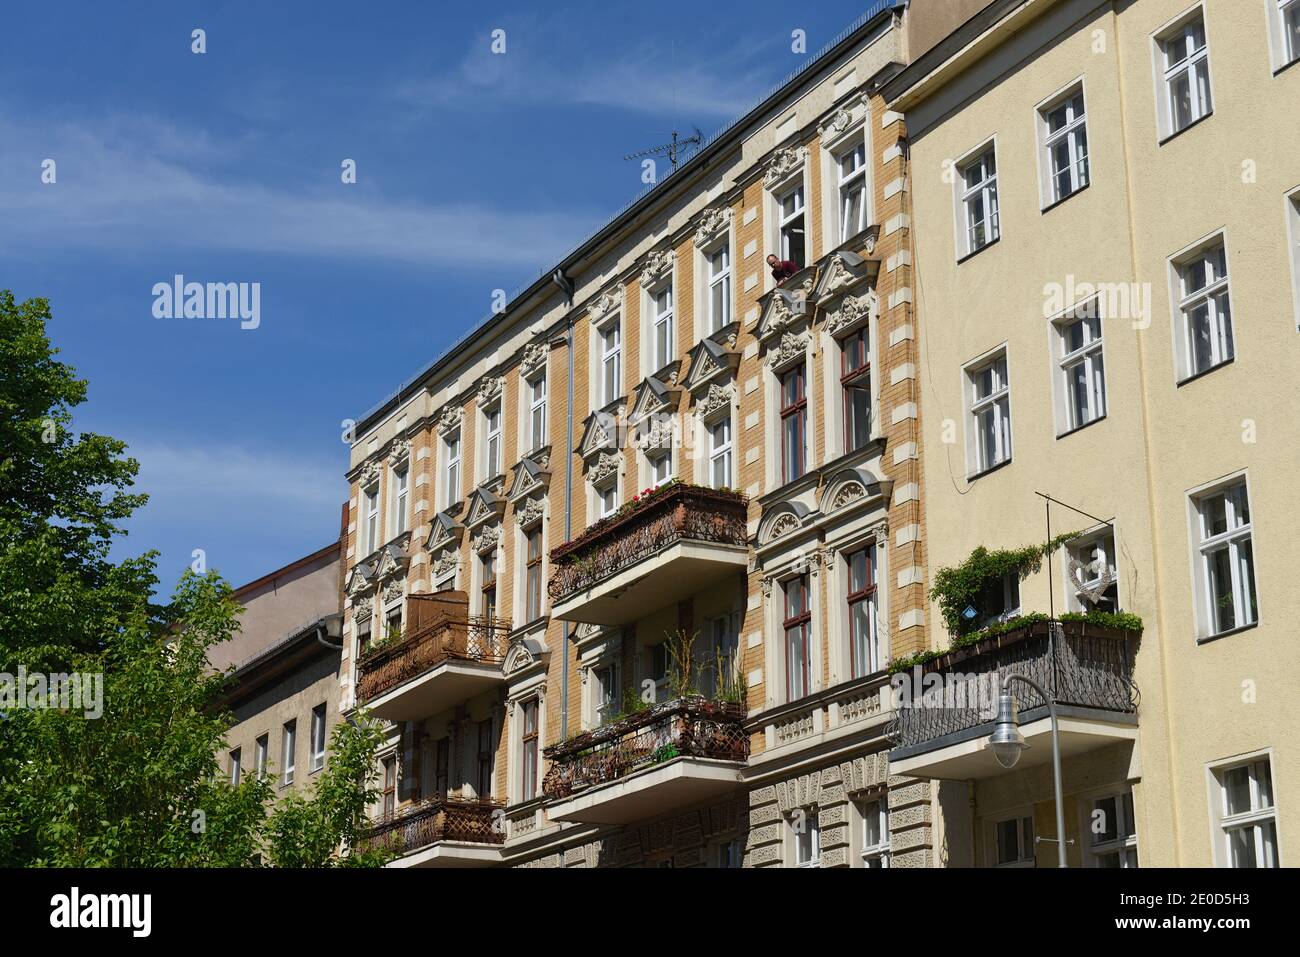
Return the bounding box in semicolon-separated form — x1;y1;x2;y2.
887;618;1140;780
361;796;504;868
542;697;748;824
357;592;510;721
548;482;749;626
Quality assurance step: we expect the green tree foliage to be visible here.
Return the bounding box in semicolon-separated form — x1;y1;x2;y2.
0;291;386;867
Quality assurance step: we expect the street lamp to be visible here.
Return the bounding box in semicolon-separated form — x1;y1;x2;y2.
985;674;1069;868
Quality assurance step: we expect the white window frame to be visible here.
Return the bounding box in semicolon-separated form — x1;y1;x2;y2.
483;401;502;479
647;446;673;488
444;431;461;508
1269;0;1300;70
1080;789;1139;868
362;484;379;554
791;809;821;868
1287;188;1300;331
1171;235;1234;381
1050;297;1106;435
390;464;409;537
1037;81;1089;208
706;243;732;334
595;478;619;520
708;415;732;489
650;283;675;372
956;143;1000;257
1208;752;1280;868
1189;475;1258;639
599;318;622;407
992;813;1036;868
229;748;241;786
1064;525;1121;614
1153;7;1213;141
593;662;620;727
528;373;547;452
255;733;269;781
282;719;297;787
310;703;327;772
964;347;1012;476
778;184;806;266
856;796;891;868
836;141;868;242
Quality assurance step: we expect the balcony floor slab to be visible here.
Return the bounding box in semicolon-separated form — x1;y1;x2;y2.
546;756;745;825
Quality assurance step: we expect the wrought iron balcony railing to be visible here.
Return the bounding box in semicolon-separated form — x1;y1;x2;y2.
886;618;1139;754
548;482;748;601
542;697;748;800
360;796;504;856
357;613;511;703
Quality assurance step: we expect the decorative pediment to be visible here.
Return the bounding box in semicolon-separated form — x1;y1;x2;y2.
436;403;464;435
588;451;621;487
387;439;411;466
696;382;735;422
516;495;546;530
430;549;460;582
353;594;374;622
766;330;811;373
817;107;853;141
465;484;506;529
755;271;816;340
576;401;625;461
425;510;465;553
634;412;678;452
757;501;812;546
358;459;381;489
813;246;881;302
825;289;880;339
764;145;807;189
588;285;624;326
520;341;548;380
504;636;550;678
682;336;740;393
817;97;867;152
380;577;406;605
507;455;551;502
476;375;504;407
818;468;893;515
639;248;674;290
629;375;680;423
472;524;502;555
694;205;733;249
346;561;376;597
373;536;411;580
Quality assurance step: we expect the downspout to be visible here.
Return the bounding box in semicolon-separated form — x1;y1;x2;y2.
552;269;577;738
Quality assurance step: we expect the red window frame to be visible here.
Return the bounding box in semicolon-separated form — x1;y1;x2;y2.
783;575;811;700
840;328;872;452
847;545;878;678
780;364;807;483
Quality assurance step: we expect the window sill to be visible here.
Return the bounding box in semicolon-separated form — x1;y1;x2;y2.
1273;56;1300;78
1040;181;1089;215
1056;414;1107;440
1176;357;1234;388
966;457;1013;483
956;236;1000;265
1158;110;1213;146
1197;622;1258;646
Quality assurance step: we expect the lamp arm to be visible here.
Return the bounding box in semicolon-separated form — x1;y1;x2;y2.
999;673;1069;868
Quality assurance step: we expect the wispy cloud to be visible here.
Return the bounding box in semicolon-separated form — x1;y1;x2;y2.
0;110;599;270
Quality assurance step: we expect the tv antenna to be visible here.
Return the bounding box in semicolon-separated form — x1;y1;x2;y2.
623;127;704;172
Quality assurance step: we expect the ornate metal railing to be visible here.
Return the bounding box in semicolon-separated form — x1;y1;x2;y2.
357;614;511;703
886;619;1139;753
542;697;748;800
548;482;748;601
360;796;504;856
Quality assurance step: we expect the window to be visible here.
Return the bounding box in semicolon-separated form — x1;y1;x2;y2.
708;416;732;489
847;545;880;678
837;142;868;242
1274;0;1300;68
714;839;743;869
702;614;738;698
484;404;502;479
967;351;1011;474
707;245;731;332
445;432;461;507
841;327;872;452
959;147;999;255
282;720;296;787
434;737;450;797
651;285;674;371
381;755;396;818
521;698;539;801
255;734;268;781
1290;192;1300;330
979;571;1022;627
649;448;673;487
597;481;618;518
391;466;409;537
1215;757;1279;867
1040;86;1089;205
525;527;543;622
780;364;807;484
779;185;806;267
784;575;811;701
1054;299;1106;432
1193;479;1257;637
228;748;241;786
477;719;495;798
858;797;890;868
481;550;497;620
1068;530;1119;613
1157;13;1212;138
1175;239;1233;379
1085;790;1138;867
792;810;820;868
385;606;401;641
528;375;547;451
600;321;622;406
594;664;619;726
310;703;327;772
995;815;1036;867
363;485;379;553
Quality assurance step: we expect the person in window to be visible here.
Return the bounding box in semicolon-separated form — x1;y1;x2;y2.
767;253;800;284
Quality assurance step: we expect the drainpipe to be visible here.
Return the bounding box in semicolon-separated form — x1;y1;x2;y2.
552;268;577;739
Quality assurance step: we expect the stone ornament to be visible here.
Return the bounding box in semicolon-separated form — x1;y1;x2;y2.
639;249;674;289
763;145;807;188
694;206;733;248
436;403;464;435
520;341;548;380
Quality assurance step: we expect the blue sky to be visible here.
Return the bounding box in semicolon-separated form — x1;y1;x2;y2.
2;0;867;594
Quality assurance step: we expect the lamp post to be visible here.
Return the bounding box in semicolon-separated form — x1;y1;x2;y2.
986;674;1069;868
